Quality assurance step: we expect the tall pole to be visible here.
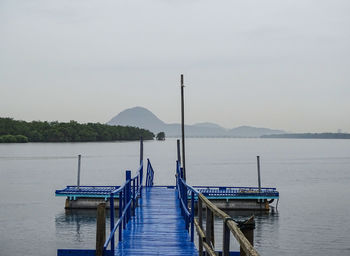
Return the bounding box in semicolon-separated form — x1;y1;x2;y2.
257;156;261;193
77;154;81;189
181;74;186;181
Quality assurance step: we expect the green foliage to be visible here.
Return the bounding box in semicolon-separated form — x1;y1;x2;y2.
0;117;154;143
156;132;165;140
14;135;29;143
0;134;29;143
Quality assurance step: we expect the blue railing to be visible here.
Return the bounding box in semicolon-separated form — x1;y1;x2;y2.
145;158;154;187
175;160;199;242
103;162;143;255
192;186;279;199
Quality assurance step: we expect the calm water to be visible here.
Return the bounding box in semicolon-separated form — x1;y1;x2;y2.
1;138;350;255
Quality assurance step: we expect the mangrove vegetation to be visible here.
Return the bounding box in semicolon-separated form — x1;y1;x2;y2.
0;118;154;143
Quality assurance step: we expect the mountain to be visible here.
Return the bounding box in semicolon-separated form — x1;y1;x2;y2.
107;107;167;133
229;126;285;137
107;107;285;137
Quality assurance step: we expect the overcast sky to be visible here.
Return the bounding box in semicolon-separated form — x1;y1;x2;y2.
1;0;349;132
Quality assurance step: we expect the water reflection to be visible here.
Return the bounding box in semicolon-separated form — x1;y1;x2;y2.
197;208;280;252
55;209;113;249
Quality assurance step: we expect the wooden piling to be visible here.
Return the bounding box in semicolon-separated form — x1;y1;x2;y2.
205;207;215;248
96;203;106;256
239;216;255;256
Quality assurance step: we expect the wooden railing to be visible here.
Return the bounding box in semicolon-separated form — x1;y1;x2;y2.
196;194;259;256
176;160;260;256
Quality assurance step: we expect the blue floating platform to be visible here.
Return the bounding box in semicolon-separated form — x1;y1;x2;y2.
56;186;120;200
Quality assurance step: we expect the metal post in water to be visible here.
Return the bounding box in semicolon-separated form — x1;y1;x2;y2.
177;139;181;164
77;154;81;189
139;137;144;196
139;137;143;164
257;156;261;193
118;191;123;241
126;170;131;222
109;195;115;253
181;74;186;181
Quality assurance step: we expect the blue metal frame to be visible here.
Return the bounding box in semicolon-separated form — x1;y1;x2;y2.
55;186;121;200
193;186;279;200
145;158;154;187
175;160;199;242
57;161;143;256
103;162;143;255
194;185;279;199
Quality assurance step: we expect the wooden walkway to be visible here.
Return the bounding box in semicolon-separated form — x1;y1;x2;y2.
115;187;198;256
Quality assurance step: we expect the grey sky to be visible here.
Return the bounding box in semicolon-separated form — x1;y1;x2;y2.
1;0;349;132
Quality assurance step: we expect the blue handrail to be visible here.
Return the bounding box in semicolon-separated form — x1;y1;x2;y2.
145;158;154;187
103;162;143;255
175;160;199;242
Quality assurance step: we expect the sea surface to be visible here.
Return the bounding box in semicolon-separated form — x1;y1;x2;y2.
0;138;350;255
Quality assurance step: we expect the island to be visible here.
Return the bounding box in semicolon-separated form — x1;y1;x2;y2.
0;118;154;143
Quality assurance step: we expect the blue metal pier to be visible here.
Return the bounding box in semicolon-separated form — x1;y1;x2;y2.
115;186;198;256
57;156;273;255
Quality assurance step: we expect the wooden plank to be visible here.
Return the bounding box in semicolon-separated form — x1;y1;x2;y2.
115;187;197;255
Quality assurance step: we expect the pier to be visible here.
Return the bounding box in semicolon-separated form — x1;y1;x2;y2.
56;140;279;255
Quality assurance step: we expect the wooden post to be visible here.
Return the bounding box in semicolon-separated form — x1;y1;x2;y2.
96;203;106;256
206;208;215;249
239;216;255;256
77;154;81;189
198;198;203;256
181;74;186;181
223;221;230;256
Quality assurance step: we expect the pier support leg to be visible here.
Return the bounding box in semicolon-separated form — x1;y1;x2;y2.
239;216;255;256
96;203;106;256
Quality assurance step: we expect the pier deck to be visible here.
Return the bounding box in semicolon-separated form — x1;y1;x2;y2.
116;186;198;256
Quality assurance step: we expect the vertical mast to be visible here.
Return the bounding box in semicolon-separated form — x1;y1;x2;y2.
181;74;186;181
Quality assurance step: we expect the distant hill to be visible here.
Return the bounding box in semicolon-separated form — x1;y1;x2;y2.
107;107;285;137
229;126;285;137
261;133;350;139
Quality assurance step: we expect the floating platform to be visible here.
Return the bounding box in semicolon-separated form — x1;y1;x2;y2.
56;185;279;211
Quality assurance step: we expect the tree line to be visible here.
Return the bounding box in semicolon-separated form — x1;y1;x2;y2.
0;118;154;143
